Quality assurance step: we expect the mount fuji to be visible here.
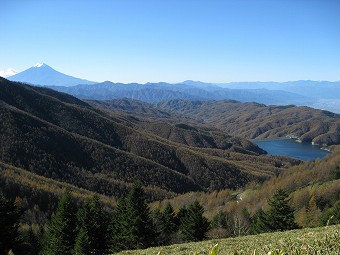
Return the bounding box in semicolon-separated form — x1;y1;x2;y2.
8;63;96;87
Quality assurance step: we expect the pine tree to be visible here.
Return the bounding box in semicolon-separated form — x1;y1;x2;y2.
211;210;227;229
111;196;130;251
43;189;76;255
73;227;91;255
125;181;155;249
76;195;109;253
37;225;46;253
265;189;299;231
180;200;209;241
0;192;23;254
250;209;268;234
163;203;177;235
176;206;188;227
111;182;155;251
152;208;167;246
321;200;340;226
152;203;178;246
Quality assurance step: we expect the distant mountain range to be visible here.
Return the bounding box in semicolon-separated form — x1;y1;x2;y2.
217;81;340;113
50;81;315;106
8;63;96;86
4;63;340;112
217;80;340;100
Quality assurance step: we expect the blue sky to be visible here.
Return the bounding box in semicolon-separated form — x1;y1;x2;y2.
1;0;340;83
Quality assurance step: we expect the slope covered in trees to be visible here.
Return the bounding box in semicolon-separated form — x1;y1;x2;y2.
0;191;23;254
88;98;340;147
2;77;338;253
157;99;340;146
87;99;267;154
5;173;336;254
0;78;297;202
153;147;340;230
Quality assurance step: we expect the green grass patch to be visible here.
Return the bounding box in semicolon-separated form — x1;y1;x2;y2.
115;225;339;254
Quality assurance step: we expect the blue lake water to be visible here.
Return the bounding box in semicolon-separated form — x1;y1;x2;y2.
253;138;330;161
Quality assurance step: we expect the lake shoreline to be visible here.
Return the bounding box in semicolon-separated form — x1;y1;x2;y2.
252;137;330;161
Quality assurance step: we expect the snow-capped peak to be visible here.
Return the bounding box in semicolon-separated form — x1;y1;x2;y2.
34;63;45;68
0;68;18;78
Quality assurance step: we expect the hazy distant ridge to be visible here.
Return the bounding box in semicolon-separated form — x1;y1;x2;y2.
49;80;315;106
7;64;340;112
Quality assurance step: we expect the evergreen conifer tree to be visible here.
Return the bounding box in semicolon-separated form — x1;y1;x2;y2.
73;227;91;255
76;195;109;253
211;210;228;229
250;209;268;234
43;189;76;255
125;181;155;249
152;203;178;245
265;189;299;231
111;196;130;251
176;206;187;227
0;192;23;254
179;200;209;241
321;200;340;225
163;203;177;234
37;225;46;253
111;181;155;251
152;208;167;246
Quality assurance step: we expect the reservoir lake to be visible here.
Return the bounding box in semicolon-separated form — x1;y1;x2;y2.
253;138;330;161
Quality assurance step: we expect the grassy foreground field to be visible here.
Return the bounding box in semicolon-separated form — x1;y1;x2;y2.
116;225;339;255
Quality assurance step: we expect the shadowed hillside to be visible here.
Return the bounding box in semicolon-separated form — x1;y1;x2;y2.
0;78;297;201
87;98;266;154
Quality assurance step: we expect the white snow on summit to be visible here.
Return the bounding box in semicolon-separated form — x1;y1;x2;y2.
0;68;18;78
34;63;45;68
8;63;96;86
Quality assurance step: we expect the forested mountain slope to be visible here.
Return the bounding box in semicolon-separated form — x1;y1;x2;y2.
0;78;297;200
0;161;117;225
157;99;340;146
87;98;266;154
154;147;340;228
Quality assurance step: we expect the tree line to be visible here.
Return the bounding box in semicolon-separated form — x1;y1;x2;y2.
1;184;312;255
